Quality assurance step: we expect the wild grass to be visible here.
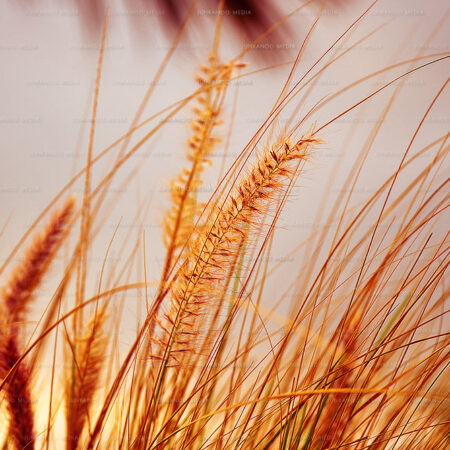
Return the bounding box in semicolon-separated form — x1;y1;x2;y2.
0;1;448;449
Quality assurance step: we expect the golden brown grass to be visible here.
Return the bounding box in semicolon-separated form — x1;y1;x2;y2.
162;54;242;277
159;137;317;367
0;196;75;449
0;2;448;449
65;307;108;450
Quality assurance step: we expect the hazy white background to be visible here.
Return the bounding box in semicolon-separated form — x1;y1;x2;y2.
0;0;448;350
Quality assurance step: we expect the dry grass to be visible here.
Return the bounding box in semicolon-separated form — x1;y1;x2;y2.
0;197;75;449
0;2;448;449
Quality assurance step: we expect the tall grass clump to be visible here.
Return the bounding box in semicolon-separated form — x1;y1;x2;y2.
0;197;75;449
0;1;448;449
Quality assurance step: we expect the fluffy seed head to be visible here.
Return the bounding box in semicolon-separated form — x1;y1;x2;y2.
159;136;318;363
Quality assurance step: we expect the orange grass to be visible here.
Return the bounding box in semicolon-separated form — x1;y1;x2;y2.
0;1;449;449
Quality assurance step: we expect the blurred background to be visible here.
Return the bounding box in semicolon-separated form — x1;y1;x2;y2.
0;0;448;368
